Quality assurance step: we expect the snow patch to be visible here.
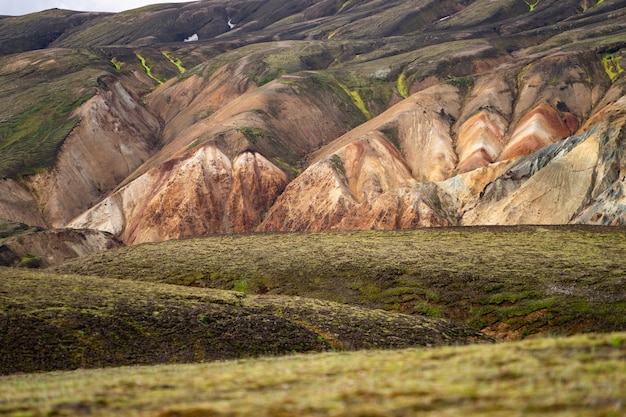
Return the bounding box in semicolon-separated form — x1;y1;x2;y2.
184;34;198;42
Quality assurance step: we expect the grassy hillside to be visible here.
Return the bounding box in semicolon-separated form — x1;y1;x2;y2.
1;332;623;416
54;226;626;339
0;49;107;178
0;267;490;374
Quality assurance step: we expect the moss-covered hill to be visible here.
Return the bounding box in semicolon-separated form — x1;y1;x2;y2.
54;226;626;340
0;267;491;375
1;332;623;416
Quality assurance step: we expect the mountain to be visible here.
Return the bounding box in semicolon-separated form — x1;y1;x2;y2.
0;0;625;244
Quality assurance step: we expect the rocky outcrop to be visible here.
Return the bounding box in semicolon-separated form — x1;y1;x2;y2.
69;144;289;244
459;95;626;225
0;226;121;267
25;76;161;228
258;126;451;232
0;179;46;227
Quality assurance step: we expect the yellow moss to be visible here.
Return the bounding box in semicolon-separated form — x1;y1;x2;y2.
602;52;624;82
336;81;372;119
523;0;541;11
517;63;533;89
397;72;409;99
110;57;123;71
135;53;164;85
162;51;186;74
339;0;352;12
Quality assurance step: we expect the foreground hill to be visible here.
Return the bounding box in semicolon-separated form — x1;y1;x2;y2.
0;267;490;374
54;226;626;340
1;332;624;416
1;0;626;242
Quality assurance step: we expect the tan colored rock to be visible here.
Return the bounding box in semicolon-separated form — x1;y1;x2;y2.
311;83;461;182
1;228;121;266
462;96;626;225
27;77;161;227
0;179;45;226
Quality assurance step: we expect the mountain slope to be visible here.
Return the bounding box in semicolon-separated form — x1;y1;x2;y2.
0;0;626;242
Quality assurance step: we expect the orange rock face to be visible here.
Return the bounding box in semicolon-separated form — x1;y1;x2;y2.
70;145;288;244
258;134;449;232
456;109;507;173
499;103;577;161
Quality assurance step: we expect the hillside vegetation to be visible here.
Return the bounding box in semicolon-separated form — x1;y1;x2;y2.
0;266;490;374
1;332;623;416
54;226;626;340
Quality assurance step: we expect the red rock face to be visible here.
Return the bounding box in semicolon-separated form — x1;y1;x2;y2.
456;110;507;173
71;144;288;244
499;103;576;161
258;134;449;232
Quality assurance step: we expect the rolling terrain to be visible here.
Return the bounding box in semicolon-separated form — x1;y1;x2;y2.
1;1;625;415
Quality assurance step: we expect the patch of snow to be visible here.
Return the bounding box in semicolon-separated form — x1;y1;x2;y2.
371;67;391;80
184;34;198;42
227;18;236;29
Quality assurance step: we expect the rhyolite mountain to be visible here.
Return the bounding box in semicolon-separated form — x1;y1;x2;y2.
0;0;625;247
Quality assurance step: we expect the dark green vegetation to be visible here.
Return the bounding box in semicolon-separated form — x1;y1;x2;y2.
1;332;623;416
0;49;103;178
0;44;205;179
0;267;491;375
55;226;626;339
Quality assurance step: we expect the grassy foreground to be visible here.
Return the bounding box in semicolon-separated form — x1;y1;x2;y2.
54;226;626;339
1;332;624;417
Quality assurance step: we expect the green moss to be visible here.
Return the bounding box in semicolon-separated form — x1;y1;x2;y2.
18;253;43;269
110;57;124;71
305;72;368;126
601;52;624;82
446;76;474;93
0;90;93;178
272;156;301;175
523;0;541;11
335;79;372;120
517;62;533;89
379;125;401;150
135;52;164;85
161;51;186;74
54;227;626;339
234;280;249;293
1;332;624;416
397;72;409;99
329;154;346;176
237;127;274;145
